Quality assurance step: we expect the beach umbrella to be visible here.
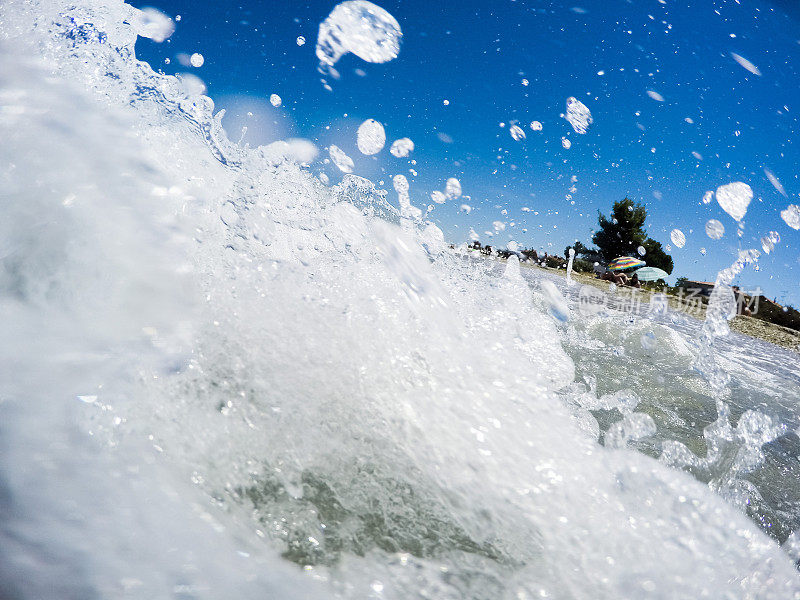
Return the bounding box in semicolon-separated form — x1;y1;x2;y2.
608;256;646;272
634;266;669;281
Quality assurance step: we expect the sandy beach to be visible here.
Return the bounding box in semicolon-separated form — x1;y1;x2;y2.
520;261;800;354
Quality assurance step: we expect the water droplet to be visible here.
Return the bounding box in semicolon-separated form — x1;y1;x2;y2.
431;190;446;204
647;90;665;102
445;177;462;199
670;229;686;248
565;97;593;134
702;190;713;204
509;124;526;141
389;137;414;157
356;119;386;155
393;173;409;194
530;120;543;131
521;78;529;86
715;181;752;222
270;93;282;107
761;231;780;254
189;52;204;67
134;7;175;43
764;168;787;197
561;137;572;149
705;219;725;240
780;204;800;230
730;52;761;76
637;245;646;256
328;144;354;173
296;35;306;46
316;1;402;70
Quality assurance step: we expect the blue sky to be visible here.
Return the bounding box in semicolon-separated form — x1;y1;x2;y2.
131;0;800;306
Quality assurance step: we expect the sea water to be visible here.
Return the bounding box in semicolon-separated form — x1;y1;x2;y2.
1;1;800;598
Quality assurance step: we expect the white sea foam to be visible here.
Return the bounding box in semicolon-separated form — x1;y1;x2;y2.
1;2;799;600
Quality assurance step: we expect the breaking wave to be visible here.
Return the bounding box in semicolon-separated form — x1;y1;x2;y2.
1;1;799;598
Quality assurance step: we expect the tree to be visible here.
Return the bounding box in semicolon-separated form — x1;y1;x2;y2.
592;197;673;274
569;240;603;264
592;198;648;261
640;237;674;274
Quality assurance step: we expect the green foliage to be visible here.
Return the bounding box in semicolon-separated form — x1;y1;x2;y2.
592;198;647;261
641;238;674;274
545;254;565;268
752;300;800;332
572;257;594;273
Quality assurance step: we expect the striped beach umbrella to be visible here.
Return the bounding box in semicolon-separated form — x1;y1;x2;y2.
608;256;646;272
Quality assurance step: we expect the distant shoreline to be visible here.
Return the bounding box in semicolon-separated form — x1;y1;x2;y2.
511;259;800;354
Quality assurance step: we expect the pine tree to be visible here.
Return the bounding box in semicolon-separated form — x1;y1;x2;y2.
592;198;673;274
592;198;647;261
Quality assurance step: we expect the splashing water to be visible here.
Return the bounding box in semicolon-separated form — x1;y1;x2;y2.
509;124;526;140
565;96;593;134
445;177;462;199
566;247;575;283
761;231;781;254
693;249;761;391
782;204;800;230
706;219;725;239
329;144;354;172
2;2;800;600
316;0;402;72
133;7;175;42
731;52;762;76
430;190;446;204
670;228;686;249
389;137;414;157
765;168;787;197
356;118;386;155
716;182;753;222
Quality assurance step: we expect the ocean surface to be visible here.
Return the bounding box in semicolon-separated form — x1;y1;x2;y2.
1;1;800;598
